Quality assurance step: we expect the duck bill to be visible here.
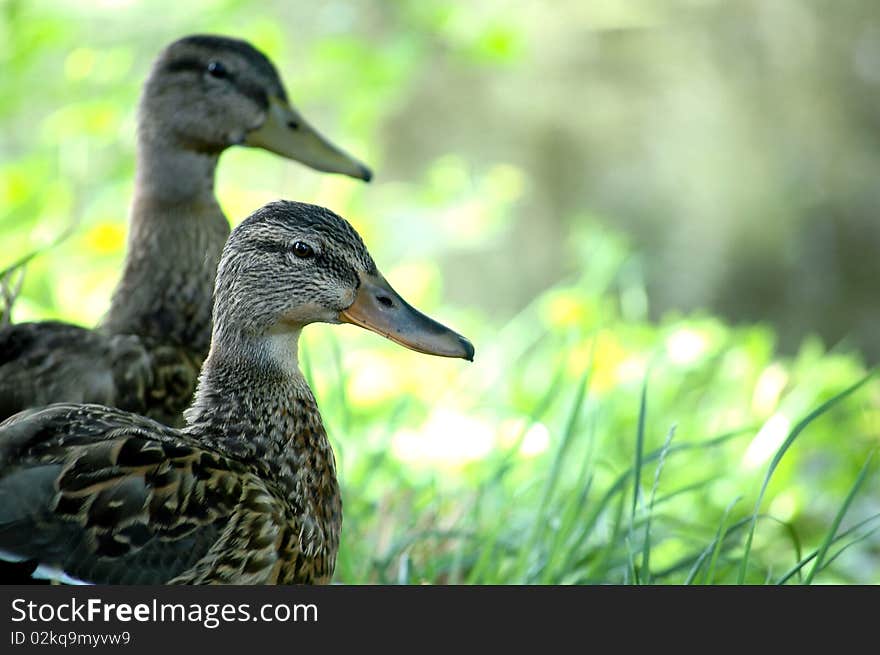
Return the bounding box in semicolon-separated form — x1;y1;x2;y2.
244;96;372;182
339;272;475;361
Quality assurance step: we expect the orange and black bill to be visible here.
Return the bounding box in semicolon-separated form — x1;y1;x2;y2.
339;272;475;361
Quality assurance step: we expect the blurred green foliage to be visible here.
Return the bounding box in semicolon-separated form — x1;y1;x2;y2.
1;0;878;583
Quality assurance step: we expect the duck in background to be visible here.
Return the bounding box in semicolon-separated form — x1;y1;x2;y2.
0;200;474;584
0;34;372;426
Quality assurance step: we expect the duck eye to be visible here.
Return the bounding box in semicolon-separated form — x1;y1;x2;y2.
292;241;315;258
207;61;228;78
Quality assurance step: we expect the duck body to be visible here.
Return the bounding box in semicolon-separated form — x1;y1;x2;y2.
0;35;371;427
0;380;340;584
0;323;195;426
0;201;473;584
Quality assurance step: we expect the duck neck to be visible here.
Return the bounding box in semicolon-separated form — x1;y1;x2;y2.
184;330;338;488
99;134;230;355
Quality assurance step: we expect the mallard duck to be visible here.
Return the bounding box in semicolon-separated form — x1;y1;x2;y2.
0;200;474;584
0;34;371;426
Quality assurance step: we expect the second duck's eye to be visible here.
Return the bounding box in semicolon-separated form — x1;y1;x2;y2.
207;61;228;78
292;241;315;259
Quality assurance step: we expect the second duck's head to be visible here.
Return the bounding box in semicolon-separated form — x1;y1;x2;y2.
210;200;474;371
140;34;371;181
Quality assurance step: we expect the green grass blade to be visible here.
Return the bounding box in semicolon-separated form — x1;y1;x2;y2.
561;427;752;576
775;513;880;584
819;526;880;575
540;417;596;583
631;372;649;523
653;477;718;508
703;496;742;584
804;451;875;584
465;516;506;584
628;372;650;584
514;366;591;581
588;493;628;582
642;424;675;584
0;219;78;321
738;372;874;584
684;498;743;585
666;512;797;583
683;549;712;585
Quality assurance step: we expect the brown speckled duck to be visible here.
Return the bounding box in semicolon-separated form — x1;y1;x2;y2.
0;200;474;584
0;35;371;426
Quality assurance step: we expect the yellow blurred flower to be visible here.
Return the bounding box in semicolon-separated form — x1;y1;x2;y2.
84;222;125;254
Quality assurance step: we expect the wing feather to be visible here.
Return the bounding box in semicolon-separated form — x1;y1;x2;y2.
0;404;262;584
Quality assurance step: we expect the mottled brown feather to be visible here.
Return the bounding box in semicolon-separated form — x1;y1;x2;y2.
0;202;376;584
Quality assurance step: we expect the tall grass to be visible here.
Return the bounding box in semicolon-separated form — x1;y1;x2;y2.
737;373;875;583
323;326;879;584
306;235;880;585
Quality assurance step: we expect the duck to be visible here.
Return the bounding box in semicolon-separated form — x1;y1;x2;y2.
0;34;372;427
0;200;474;584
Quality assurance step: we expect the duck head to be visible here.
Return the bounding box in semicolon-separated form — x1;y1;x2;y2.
211;201;474;366
140;34;371;181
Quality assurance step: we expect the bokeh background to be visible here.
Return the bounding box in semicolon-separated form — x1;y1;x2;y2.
1;0;879;583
